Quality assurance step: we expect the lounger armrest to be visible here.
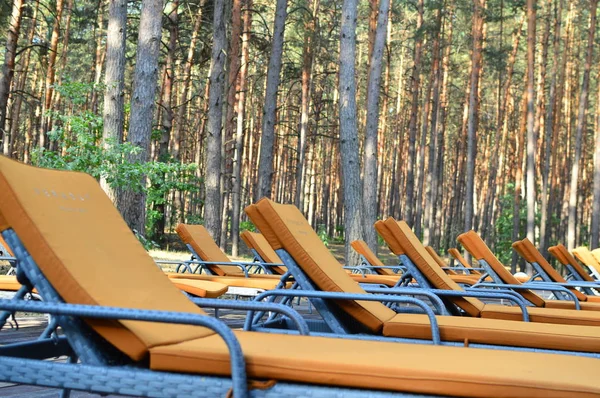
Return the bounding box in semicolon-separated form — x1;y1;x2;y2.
0;299;249;398
436;288;531;321
251;289;441;344
529;280;600;288
188;297;309;335
363;286;448;315
472;282;581;310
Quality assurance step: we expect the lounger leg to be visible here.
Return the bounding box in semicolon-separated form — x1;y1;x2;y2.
0;285;30;329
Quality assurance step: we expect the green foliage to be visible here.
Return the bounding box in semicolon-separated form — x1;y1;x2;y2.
494;184;525;265
33;81;201;242
317;224;329;247
240;221;256;232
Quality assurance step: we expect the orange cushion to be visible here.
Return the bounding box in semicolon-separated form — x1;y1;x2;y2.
245;199;396;332
175;224;243;276
383;313;600;353
150;330;600;398
377;219;485;317
240;231;287;275
448;248;480;274
0;156;213;361
170;279;228;298
549;244;595;282
514;239;589;302
458;231;546;308
573;247;600;276
481;304;600;326
167;273;290;290
0;235;13;257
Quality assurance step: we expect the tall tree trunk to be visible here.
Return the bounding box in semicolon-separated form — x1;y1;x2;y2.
592;64;600;249
154;0;178;240
362;0;389;253
90;0;106;113
464;0;485;232
39;0;65;149
404;0;424;226
567;0;597;250
0;0;23;156
204;0;227;243
295;0;320;209
101;0;127;202
231;0;252;256
9;0;39;161
256;0;287;200
540;0;562;252
339;0;363;265
525;0;536;253
118;0;163;234
423;7;442;246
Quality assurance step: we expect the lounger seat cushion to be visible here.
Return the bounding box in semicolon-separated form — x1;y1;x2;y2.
0;274;37;293
150;330;600;398
382;313;600;353
481;304;600;326
247;200;397;332
169;279;228;298
349;273;401;286
175;224;245;276
543;300;600;311
166;273;290;290
240;231;288;275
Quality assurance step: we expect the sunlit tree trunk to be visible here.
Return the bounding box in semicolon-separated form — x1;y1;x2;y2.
525;0;536;253
101;0;127;202
464;0;485;232
567;0;597;250
256;0;287;200
0;0;23;156
204;0;227;243
118;0;163;234
362;0;389;253
339;0;363;265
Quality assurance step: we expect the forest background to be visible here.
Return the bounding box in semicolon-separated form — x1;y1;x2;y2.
0;0;597;273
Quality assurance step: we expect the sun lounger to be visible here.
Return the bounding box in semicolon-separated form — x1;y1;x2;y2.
245;199;600;354
241;232;400;287
457;231;600;313
1;159;598;397
376;217;600;326
350;239;480;286
513;239;600;301
572;247;600;280
171;224;292;295
551;244;598;282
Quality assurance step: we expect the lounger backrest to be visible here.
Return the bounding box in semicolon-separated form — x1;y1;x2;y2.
514;239;587;302
0;156;212;361
245;199;396;332
573;247;600;275
424;246;457;275
448;248;480;275
0;234;13;257
458;231;546;308
590;249;600;273
240;230;287;275
376;218;485;317
350;240;394;275
175;224;243;276
549;244;595;282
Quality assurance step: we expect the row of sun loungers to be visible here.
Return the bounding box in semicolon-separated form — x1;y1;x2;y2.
0;155;599;397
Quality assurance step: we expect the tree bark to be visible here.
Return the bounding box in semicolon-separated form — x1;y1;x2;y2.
256;0;287;200
204;0;227;243
592;64;600;249
362;0;389;253
39;0;65;149
339;0;363;265
101;0;127;201
231;0;252;257
567;0;597;250
464;0;485;232
118;0;163;234
404;0;424;226
0;0;23;157
525;0;536;250
295;0;320;209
